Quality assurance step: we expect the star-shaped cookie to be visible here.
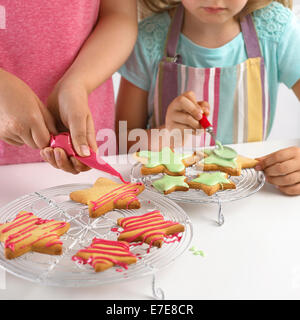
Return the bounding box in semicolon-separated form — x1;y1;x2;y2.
70;177;145;218
188;172;236;196
117;210;185;249
72;238;137;272
0;211;70;259
152;175;189;195
197;149;258;176
135;147;198;176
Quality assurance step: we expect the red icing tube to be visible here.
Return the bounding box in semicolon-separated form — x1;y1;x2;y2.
50;133;128;183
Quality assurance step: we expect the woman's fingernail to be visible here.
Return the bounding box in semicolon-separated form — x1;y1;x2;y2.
45;150;52;161
54;149;61;161
80;145;90;157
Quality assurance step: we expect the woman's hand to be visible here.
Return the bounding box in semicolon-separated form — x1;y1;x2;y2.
165;91;210;134
0;69;57;148
255;146;300;195
41;79;97;174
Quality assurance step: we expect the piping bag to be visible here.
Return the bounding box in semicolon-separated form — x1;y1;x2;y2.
50;132;129;184
199;115;237;159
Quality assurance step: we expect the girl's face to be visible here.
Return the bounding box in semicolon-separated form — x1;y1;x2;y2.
181;0;249;24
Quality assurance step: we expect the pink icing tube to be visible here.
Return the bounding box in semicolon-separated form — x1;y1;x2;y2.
50;133;128;183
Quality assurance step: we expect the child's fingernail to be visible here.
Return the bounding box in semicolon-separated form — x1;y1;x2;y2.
80;145;90;157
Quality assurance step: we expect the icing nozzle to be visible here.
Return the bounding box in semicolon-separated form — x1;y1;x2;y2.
199;115;216;142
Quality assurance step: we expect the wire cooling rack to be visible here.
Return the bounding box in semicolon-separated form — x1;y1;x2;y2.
131;162;265;226
0;184;192;298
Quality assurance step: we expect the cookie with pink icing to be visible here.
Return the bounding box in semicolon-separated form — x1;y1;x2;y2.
117;210;184;249
70;177;145;218
72;238;137;273
0;211;70;259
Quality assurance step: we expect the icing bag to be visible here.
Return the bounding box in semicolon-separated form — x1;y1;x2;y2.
49;133;128;183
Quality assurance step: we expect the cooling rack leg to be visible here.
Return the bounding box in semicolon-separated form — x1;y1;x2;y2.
217;200;224;226
152;273;165;300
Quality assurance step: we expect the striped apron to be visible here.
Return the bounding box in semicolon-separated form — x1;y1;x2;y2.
153;4;270;146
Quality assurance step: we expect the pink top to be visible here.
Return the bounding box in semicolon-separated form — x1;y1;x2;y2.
0;0;115;165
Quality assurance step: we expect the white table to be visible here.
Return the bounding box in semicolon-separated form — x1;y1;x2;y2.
0;139;300;300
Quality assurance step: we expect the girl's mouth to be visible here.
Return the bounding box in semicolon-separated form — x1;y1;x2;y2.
202;7;226;14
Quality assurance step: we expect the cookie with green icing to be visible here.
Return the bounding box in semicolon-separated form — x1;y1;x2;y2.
188;172;236;196
152;175;189;195
135;147;198;176
196;148;258;176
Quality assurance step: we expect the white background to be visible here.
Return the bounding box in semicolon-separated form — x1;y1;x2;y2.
113;0;300;140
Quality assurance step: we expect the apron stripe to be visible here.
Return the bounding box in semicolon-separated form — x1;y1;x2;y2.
203;69;211;146
157;61;165;127
260;60;266;139
246;58;263;141
218;67;237;144
237;62;246;143
211;68;221;146
233;64;241;143
243;62;249;142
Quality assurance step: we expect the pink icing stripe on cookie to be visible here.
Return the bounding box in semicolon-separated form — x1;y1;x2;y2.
120;212;163;228
5;234;32;251
122;221;177;233
2;216;38;233
91;183;142;212
91;238;130;250
72;238;136;271
41;222;67;232
2;212;68;252
120;210;160;225
19;233;60;250
121;217;163;230
122;222;178;243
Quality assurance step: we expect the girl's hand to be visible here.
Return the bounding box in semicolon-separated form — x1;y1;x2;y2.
0;69;57;148
41;79;97;174
165;91;210;133
255;146;300;195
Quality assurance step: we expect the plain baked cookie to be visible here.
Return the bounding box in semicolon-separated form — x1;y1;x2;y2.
134;147;200;176
188;172;236;196
70;177;145;218
117;210;185;248
72;238;137;272
0;211;70;259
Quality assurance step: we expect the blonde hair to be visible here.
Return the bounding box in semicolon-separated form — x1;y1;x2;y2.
139;0;293;19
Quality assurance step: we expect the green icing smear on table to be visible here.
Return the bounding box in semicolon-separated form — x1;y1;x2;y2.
139;147;193;172
189;246;205;257
191;172;230;186
152;175;189;193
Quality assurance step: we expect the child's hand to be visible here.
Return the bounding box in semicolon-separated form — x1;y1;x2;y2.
255;146;300;195
0;69;57;149
165;91;210;133
41;80;97;174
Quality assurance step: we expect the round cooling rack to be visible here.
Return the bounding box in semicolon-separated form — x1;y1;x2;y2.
131;162;265;225
0;184;192;293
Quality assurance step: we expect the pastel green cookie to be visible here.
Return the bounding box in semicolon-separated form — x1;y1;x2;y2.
188;172;236;196
137;147;196;176
152;175;189;195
